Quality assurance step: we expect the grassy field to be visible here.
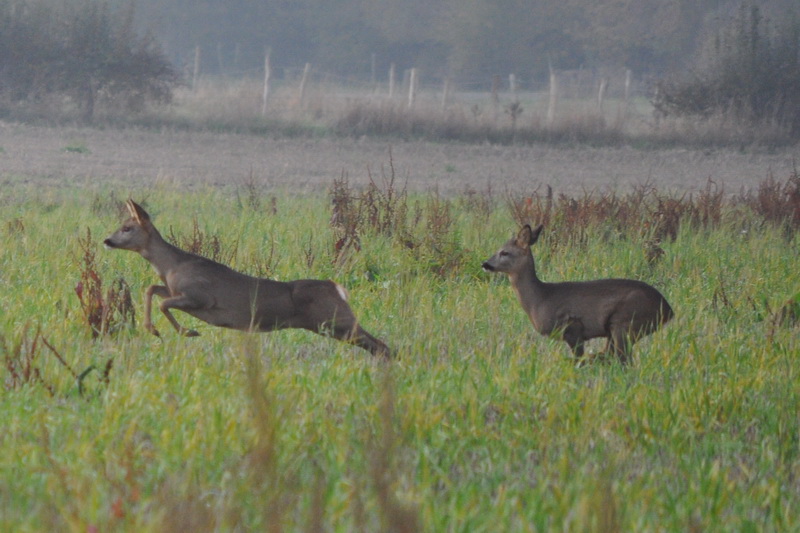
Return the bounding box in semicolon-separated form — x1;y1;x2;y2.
1;176;799;532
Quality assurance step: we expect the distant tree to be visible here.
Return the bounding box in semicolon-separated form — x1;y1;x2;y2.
652;4;800;136
443;0;584;85
0;0;179;122
361;0;448;75
308;1;383;76
0;0;53;100
571;0;708;73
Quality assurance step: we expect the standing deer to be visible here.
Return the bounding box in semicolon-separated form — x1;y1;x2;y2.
482;224;673;365
104;200;391;358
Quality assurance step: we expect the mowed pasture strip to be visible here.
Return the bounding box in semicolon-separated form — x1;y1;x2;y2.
0;184;798;531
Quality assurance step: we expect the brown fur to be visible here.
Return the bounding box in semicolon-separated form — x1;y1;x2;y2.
104;200;391;358
483;224;673;364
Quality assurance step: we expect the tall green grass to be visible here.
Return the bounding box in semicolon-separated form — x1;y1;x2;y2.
1;183;798;531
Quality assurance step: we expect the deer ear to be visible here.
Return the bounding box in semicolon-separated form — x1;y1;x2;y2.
530;224;544;244
126;200;150;224
516;225;532;247
517;224;543;247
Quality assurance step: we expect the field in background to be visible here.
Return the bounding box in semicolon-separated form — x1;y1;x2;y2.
1;170;799;530
1;120;798;199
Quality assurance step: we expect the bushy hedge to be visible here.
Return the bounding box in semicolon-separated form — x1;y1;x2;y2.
652;4;800;136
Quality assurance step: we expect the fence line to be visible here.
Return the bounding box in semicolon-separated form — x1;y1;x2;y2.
189;53;647;126
192;59;644;101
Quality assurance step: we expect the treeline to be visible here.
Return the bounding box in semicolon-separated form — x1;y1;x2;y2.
0;0;177;122
1;0;798;136
128;0;798;86
655;4;800;135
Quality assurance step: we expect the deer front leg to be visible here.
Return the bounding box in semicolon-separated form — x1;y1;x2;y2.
144;285;169;336
144;285;200;337
562;320;586;359
159;295;201;337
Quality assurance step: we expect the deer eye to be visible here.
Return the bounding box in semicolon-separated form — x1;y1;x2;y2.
121;225;132;232
499;250;509;257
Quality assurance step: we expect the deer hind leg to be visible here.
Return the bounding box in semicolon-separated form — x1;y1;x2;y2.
321;300;392;358
331;323;392;359
293;281;392;358
608;327;632;365
315;296;391;358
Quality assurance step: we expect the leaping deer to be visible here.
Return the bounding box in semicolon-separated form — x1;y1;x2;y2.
482;224;673;365
104;200;392;358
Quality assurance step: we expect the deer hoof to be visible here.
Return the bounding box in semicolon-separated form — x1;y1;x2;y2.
146;325;161;337
184;329;200;337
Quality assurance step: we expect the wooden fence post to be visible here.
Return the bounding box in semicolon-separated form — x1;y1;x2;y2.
620;68;633;122
597;77;608;113
192;45;201;91
407;68;418;109
298;62;311;105
261;47;271;116
491;74;501;121
216;42;224;73
441;78;451;111
547;68;558;127
624;69;632;104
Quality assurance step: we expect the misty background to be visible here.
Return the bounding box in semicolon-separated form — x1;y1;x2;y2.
2;0;798;141
128;0;797;88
